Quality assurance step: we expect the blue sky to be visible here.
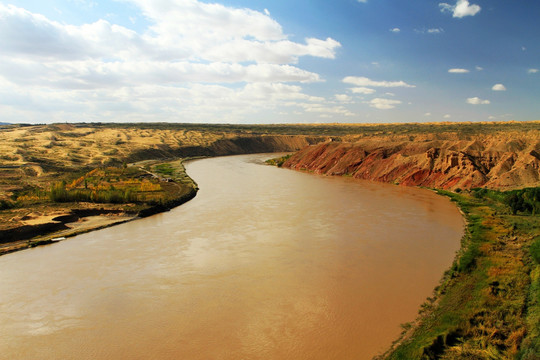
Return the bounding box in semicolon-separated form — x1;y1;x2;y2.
0;0;538;124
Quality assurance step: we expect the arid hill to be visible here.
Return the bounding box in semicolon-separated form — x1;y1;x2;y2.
0;123;322;171
283;132;540;190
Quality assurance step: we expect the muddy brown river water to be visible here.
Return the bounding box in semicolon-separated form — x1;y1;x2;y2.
0;154;464;360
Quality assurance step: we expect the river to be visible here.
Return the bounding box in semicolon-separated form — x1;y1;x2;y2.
0;154;464;360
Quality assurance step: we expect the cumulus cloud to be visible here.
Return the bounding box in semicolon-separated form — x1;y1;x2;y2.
448;68;469;73
297;102;355;117
343;76;415;88
350;87;376;95
529;69;539;74
0;59;323;89
390;28;401;33
439;0;481;18
8;0;339;65
0;4;144;61
0;2;345;123
467;97;490;105
492;84;506;91
0;2;341;67
369;98;402;110
335;94;352;102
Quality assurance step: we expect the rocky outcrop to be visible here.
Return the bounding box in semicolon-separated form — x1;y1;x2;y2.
283;136;540;190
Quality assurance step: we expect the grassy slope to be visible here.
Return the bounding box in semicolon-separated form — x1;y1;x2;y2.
380;190;539;359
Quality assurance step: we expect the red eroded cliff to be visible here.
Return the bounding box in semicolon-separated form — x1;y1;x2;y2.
283;136;540;190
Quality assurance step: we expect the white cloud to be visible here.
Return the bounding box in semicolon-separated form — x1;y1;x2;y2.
343;76;415;88
453;0;481;17
492;84;506;91
424;112;432;116
529;69;539;74
444;114;451;119
390;28;401;33
416;28;444;34
369;98;402;110
357;0;368;3
297;103;355;116
131;0;340;64
0;59;323;88
448;68;469;73
202;37;341;64
439;3;453;12
0;5;142;61
440;0;481;18
350;87;376;95
476;66;483;71
0;2;341;65
335;94;352;102
467;97;490;105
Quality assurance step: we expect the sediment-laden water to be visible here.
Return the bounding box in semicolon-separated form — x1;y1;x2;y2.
0;154;463;359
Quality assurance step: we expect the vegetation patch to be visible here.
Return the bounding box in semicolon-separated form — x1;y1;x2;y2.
265;154;292;167
154;163;175;176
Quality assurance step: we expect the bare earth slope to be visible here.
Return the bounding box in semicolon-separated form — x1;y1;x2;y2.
284;132;540;190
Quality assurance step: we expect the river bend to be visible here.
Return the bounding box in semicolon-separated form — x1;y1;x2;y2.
0;154;464;360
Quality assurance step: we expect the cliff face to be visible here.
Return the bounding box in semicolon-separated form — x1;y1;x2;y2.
283;136;540;190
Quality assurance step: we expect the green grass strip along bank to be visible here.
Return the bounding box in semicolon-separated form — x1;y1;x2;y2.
379;188;539;360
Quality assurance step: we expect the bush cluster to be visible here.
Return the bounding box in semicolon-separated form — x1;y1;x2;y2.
49;181;137;204
472;187;540;215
